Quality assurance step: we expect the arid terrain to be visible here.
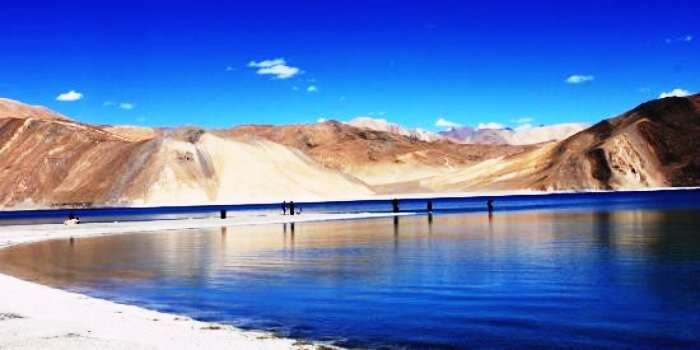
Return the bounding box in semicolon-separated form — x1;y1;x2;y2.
0;95;698;207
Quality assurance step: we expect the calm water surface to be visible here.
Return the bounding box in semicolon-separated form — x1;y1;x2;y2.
2;207;700;349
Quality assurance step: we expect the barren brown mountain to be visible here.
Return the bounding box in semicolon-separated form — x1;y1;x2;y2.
0;98;158;207
0;99;372;207
0;95;698;208
221;122;532;192
424;94;700;192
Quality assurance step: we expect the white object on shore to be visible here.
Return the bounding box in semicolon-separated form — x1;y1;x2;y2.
63;218;80;226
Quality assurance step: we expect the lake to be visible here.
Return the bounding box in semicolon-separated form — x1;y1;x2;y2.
1;192;700;349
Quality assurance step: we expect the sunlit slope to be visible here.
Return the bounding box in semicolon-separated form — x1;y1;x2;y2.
144;131;373;204
423;94;700;191
223;121;532;190
0;99;372;207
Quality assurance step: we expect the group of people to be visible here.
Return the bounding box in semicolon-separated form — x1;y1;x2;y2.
281;201;302;215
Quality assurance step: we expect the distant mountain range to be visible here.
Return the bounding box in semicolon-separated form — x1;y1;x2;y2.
345;116;588;145
0;95;697;207
438;123;588;145
346;117;443;142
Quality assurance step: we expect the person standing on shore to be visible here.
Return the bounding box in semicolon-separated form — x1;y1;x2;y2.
392;198;400;213
290;201;296;216
282;201;287;215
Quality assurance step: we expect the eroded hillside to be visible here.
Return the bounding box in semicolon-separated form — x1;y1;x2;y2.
423;94;700;192
0;99;372;207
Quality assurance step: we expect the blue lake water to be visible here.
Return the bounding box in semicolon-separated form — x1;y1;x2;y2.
1;190;700;349
2;188;699;225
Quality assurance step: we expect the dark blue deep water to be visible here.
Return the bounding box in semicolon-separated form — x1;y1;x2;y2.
1;190;700;349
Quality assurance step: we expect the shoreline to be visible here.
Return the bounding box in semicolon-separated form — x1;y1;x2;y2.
0;212;411;349
2;186;698;212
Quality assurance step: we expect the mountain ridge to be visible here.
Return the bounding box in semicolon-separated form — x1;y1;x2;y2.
0;95;697;207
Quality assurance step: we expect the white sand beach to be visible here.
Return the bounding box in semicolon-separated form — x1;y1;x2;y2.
0;212;412;349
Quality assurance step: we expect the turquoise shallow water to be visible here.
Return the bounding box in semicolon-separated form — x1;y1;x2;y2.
2;192;700;349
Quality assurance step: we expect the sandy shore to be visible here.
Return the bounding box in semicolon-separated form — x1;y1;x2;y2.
0;212;411;349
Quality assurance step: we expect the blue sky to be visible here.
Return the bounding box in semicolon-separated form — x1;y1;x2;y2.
0;0;697;131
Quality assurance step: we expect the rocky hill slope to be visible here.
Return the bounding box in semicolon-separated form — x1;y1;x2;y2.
0;99;372;207
424;94;700;191
221;121;531;190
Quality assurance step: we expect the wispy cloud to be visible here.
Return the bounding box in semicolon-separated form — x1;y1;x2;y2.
317;117;327;123
119;102;134;110
56;90;83;102
476;122;505;130
248;58;286;68
565;75;594;84
225;66;235;72
104;101;135;110
512;117;533;124
248;58;300;79
307;85;318;93
435;117;462;129
658;88;692;98
665;35;693;44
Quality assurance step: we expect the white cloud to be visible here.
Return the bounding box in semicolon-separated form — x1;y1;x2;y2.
56;90;83;102
666;35;694;44
248;58;300;79
119;102;134;110
256;64;299;79
104;100;135;110
658;88;692;99
307;85;318;92
248;58;286;68
317;117;327;123
476;122;505;130
565;75;594;84
225;66;235;72
512;117;533;124
435;117;462;129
